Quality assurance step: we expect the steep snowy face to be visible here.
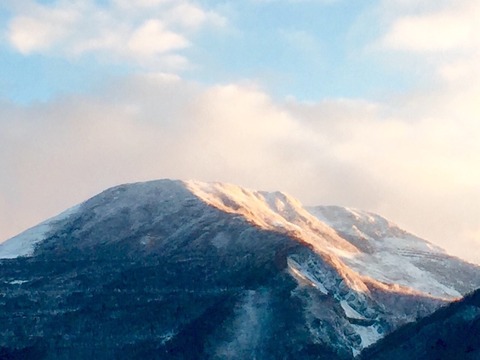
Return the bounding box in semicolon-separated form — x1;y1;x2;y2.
308;206;479;299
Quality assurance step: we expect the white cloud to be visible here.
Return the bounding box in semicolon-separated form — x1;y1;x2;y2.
376;0;480;85
437;51;480;87
7;2;80;54
166;3;227;29
3;0;225;68
8;16;63;53
127;19;190;56
382;3;480;52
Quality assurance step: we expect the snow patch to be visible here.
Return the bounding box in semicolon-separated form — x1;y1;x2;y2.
8;280;29;285
160;330;177;345
351;324;382;350
287;258;328;295
340;300;365;320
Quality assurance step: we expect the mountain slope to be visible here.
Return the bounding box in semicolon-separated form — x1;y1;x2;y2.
0;179;479;359
359;288;480;359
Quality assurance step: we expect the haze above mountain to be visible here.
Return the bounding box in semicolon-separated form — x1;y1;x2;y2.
1;179;479;359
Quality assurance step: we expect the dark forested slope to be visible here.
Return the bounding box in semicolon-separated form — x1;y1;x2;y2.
360;288;480;360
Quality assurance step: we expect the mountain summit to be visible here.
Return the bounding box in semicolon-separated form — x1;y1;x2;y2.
1;179;479;359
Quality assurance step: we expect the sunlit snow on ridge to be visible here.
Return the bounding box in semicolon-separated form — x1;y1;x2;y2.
184;180;359;254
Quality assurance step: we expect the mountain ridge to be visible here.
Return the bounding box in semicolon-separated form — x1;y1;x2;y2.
3;179;475;299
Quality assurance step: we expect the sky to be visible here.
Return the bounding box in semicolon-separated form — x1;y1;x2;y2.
0;0;479;264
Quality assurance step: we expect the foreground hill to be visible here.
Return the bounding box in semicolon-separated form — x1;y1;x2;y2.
360;288;480;359
0;179;479;359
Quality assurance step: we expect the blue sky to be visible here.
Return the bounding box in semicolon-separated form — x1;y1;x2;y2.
1;0;480;264
188;0;396;100
0;0;414;103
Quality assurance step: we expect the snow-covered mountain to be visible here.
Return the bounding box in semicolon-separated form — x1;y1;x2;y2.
1;179;479;359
